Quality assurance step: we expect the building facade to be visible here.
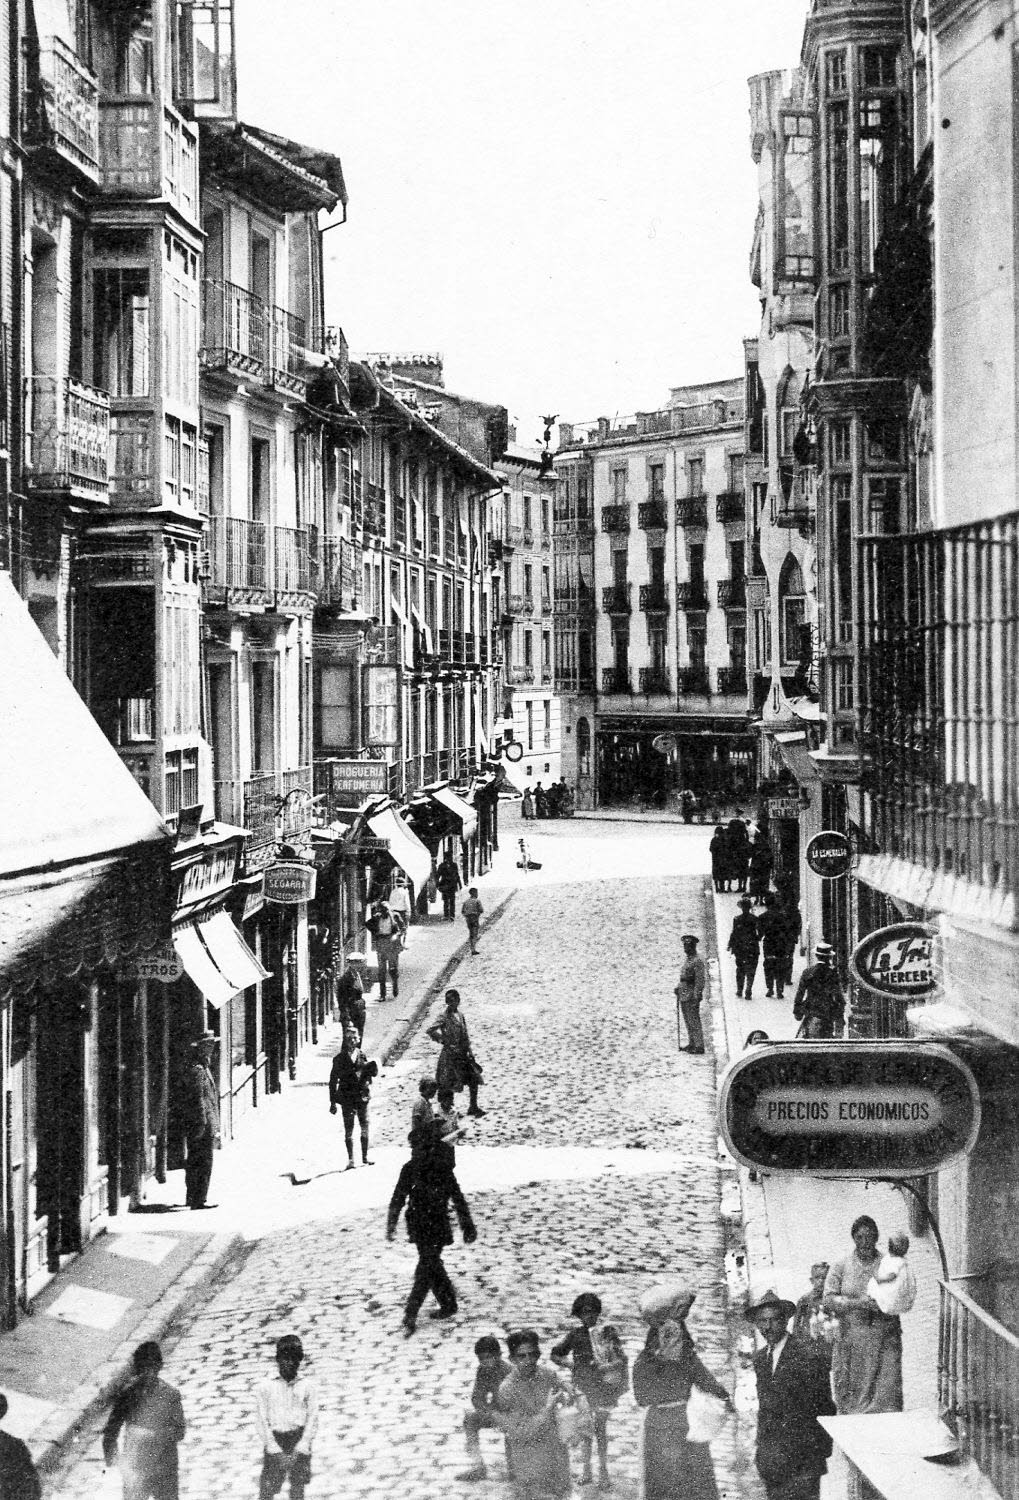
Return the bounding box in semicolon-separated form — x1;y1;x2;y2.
551;447;596;806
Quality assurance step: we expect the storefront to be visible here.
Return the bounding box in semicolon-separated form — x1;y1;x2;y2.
406;783;480;886
595;715;757;808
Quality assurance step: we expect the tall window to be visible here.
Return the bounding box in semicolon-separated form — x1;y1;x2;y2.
251;436;271;522
524;630;533;667
727;453;744;492
687;457;704;496
688;624;706;670
576;716;591;775
93;269;150;396
541;496;549;533
828;102;850;272
612;549;627;589
859;96;898;274
650;546;665;589
649;462;664;501
523;495;532;530
650;626;667;676
523;563;533;601
526;700;534;750
612;467;627;503
779;555;806;666
577;469;590;514
689;543;705;593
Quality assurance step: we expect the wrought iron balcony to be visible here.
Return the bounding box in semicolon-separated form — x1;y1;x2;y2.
23;34;100;183
602;584;632;614
678;666;711;695
274;526;313;595
676;581;708;610
26;376;110;500
239;765;314;870
717;665;748;696
716;491;744;523
601;668;631;694
508;664;535;684
553;511;594;536
203;517;269;597
775;501;815;532
503;593;531;617
601;506;631;533
639;584;669;613
201;278;268;376
676;497;708;529
508;523;533;548
639;668;670;695
717;577;746;608
939;1280;1019;1500
638;501;667;530
268;305;308;395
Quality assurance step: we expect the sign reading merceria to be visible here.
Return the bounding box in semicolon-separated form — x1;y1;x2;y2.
263;861;317;904
718;1042;980;1177
850;922;940;999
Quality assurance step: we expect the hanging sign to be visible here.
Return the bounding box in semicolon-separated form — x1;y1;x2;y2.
263;861;317;904
718;1041;980;1178
325;759;390;803
806;830;852;878
135;942;184;984
768;796;801;821
849;923;940;999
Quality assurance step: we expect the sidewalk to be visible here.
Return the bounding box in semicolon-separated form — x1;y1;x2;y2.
4;865;514;1475
708;886;943;1493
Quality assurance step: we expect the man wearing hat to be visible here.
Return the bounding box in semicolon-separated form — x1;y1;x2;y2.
674;934;709;1054
182;1033;220;1210
335;953;367;1041
366;898;402;1001
255;1335;318;1499
328;1024;378;1170
746;1287;835;1500
792;942;846;1038
727;897;761;1000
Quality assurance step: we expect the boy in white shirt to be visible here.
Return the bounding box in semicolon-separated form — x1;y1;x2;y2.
255;1334;318;1499
867;1232;917;1316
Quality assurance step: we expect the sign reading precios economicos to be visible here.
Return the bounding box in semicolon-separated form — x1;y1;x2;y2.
718;1042;980;1177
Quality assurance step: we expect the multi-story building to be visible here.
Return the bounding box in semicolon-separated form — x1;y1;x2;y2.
552;447;596;806
556;381;755;808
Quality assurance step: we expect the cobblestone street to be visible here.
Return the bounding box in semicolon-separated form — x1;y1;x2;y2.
47;821;753;1499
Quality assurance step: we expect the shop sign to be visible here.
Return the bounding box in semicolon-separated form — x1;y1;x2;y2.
135;942;184;984
850;923;940;1000
718;1042;980;1178
174;845;238;911
324;759;390;804
263;861;317;904
242;891;265;921
806;830;852;878
768;796;801;821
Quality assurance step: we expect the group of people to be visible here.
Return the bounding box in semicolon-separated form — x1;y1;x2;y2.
728;890;846;1036
521;779;574;820
709;810;776;899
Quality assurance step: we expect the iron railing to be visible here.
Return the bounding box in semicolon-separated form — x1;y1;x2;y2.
601;668;631;693
939;1280;1019;1499
204;516;269;593
859;512;1019;905
27;375;110;497
25;34;100;178
201;278;268;373
717;665;748;696
639;668;670;694
679;666;711;694
602;584;631;613
676;581;708;610
717;577;746;608
508;665;534;684
638;501;667;529
508;523;533;547
269;305;307;391
601;505;630;533
274;525;312;593
639;584;668;612
716;491;745;523
676;498;709;529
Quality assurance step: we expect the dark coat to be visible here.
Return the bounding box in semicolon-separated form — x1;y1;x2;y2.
0;1431;41;1500
728;912;760;958
386;1141;476;1248
756;907;787;956
328;1047;378;1108
753;1334;835;1490
792;963;846;1034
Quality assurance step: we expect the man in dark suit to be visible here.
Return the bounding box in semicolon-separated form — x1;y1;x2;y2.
182;1033;220;1209
0;1392;41;1500
747;1287;835;1500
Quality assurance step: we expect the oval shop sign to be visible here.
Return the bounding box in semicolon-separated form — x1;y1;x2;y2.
850;922;940;1000
718;1041;980;1178
805;829;852;878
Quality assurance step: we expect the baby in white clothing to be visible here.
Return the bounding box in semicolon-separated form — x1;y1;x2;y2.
867;1232;917;1316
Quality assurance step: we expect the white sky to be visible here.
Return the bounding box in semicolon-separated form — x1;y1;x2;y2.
236;1;808;443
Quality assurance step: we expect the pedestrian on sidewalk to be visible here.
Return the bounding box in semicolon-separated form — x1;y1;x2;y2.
521;786;535;820
366;899;402;1001
551;1292;628;1490
457;1334;513;1483
462;885;484;954
328;1024;378;1170
674;934;708;1054
534;782;548;819
726;812;750;892
746;1287;835;1500
778;896;801;991
0;1393;41;1500
633;1282;734;1500
823;1215;904;1414
756;894;787;999
709;825;728;892
411;1076;438;1137
747;835;773;902
335;953;367;1041
386;1118;478;1334
496;1329;571;1500
388;874;413;947
182;1032;220;1210
792;942;846;1038
254;1334;318;1500
727;897;761;1000
102;1341;186;1500
428;989;486;1117
436;852;463;921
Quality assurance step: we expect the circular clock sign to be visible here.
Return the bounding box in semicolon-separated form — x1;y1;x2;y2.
806;830;852;878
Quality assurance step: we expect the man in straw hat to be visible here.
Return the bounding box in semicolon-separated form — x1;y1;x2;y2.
182;1032;220;1209
792;941;846;1038
746;1286;835;1500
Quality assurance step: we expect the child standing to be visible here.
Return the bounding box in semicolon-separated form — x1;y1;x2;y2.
462;886;484;955
436;1086;465;1154
867;1232;917;1315
551;1293;627;1490
254;1335;318;1500
411;1076;438;1139
457;1335;513;1483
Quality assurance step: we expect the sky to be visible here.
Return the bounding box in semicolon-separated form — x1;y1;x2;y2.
236;1;809;444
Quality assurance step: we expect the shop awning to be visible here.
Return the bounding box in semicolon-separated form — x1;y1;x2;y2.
0;576;170;1004
429;785;478;840
773;730;819;785
199;911;271;992
173;922;237;1010
366;805;432;893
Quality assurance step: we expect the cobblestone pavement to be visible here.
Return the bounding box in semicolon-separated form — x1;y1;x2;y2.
48;820;756;1499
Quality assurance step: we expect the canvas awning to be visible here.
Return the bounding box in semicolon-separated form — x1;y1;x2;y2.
172;922;236;1010
199;911;271;992
429;785;479;840
366;805;432;893
0;575;170;1004
773;730;819;785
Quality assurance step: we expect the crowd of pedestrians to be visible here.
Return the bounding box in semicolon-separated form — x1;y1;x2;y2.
521;779;574;820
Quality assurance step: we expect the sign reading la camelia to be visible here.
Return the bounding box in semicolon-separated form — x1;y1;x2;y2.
263;860;317;905
718;1042;980;1177
850;922;940;999
805;829;852;878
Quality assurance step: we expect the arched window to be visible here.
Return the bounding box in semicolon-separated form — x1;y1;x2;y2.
778;555;806;668
576;716;591;776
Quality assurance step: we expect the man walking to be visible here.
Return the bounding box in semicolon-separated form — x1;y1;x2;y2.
792;942;846;1037
462;886;484;955
435;852;462;921
255;1334;318;1500
334;953;367;1041
328;1024;378;1170
182;1033;219;1210
728;897;761;1000
386;1119;477;1335
102;1342;186;1500
367;899;402;1001
757;894;787;1000
747;1287;835;1500
674;933;708;1054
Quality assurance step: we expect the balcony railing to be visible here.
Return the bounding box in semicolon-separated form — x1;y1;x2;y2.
638;501;667;529
717;665;748;696
202;279;268;375
541;530;552;551
553;511;594;536
27;376;110;498
99;102;196;219
216;766;315;870
716;491;744;523
676;581;708;610
508;523;533;548
508;665;535;684
775;501;814;530
639;668;670;694
318;535;359;609
268;305;307;394
204;517;269;594
717;577;746;608
678;666;711;695
24;35;100;181
939;1280;1019;1499
676;497;708;529
601;668;631;694
504;593;531;617
601;505;631;533
274;526;312;594
602;584;631;614
639;584;668;612
859;511;1019;907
